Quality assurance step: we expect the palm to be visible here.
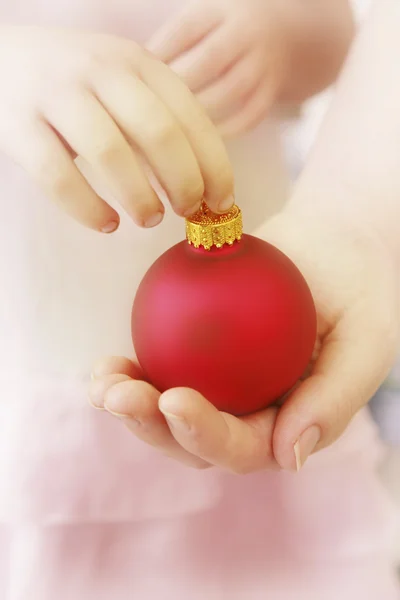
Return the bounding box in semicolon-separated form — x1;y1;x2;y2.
90;211;399;472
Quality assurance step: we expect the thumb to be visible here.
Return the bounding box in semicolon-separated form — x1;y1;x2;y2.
146;2;221;63
272;312;397;471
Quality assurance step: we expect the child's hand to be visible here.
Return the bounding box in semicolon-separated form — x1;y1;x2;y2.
0;26;233;232
147;0;354;137
147;0;290;137
89;212;399;472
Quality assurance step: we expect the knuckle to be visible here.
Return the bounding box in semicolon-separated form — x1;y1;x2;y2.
91;138;125;167
82;49;108;75
38;162;72;199
146;118;178;148
88;52;104;72
203;42;230;76
235;71;259;100
83;38;137;73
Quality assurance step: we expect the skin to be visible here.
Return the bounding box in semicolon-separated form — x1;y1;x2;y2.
90;0;400;473
147;0;354;136
0;26;234;232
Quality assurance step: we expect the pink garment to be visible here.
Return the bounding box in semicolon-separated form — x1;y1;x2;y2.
0;0;399;598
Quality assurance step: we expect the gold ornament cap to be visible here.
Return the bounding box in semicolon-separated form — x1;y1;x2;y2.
185;201;243;250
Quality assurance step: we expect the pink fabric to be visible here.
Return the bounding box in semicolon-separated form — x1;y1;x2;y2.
0;522;399;600
0;0;398;597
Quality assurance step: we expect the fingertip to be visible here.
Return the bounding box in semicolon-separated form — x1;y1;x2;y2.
67;195;120;236
272;378;325;471
141;210;164;229
103;379;135;417
182;200;203;218
168;168;205;219
158;387;190;416
123;191;165;229
203;162;235;215
88;375;131;410
100;217;120;234
217;194;235;214
75;196;120;234
88;378;107;410
159;387;210;416
91;356;141;379
293;425;321;472
91;356;125;378
104;378;161;418
204;194;235;216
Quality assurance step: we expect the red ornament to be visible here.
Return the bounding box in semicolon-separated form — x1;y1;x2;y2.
131;204;316;416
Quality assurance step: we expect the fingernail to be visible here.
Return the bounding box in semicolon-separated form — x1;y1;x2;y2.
104;404;127;418
101;220;119;233
104;400;140;425
183;202;202;218
103;393;128;418
161;411;190;433
144;211;164;228
91;364;105;379
88;399;105;411
293;425;321;472
88;382;106;410
218;195;235;213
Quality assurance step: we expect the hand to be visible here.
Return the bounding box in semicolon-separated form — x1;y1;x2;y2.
89;211;399;472
147;0;290;137
0;26;234;232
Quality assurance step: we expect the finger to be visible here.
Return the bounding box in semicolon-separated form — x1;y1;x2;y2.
95;70;206;217
146;2;222;63
103;379;210;468
4;116;119;232
217;78;274;138
273;313;398;472
169;24;247;93
91;356;144;380
46;90;164;228
159;388;280;474
88;373;132;409
142;57;234;213
196;52;264;123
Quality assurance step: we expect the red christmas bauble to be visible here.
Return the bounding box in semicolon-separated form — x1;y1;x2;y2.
131;205;316;416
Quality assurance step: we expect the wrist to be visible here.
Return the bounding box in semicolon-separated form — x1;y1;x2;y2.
284;178;400;266
256;200;399;315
